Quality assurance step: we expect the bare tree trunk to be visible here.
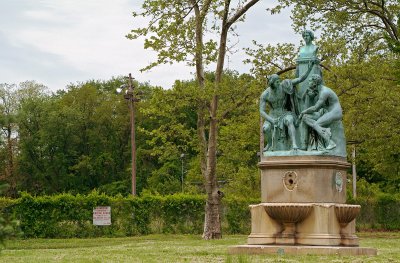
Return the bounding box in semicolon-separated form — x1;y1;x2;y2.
201;0;231;239
201;0;260;239
190;0;222;239
202;92;222;239
202;188;223;239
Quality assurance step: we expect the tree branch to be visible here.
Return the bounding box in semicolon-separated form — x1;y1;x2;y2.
226;0;260;27
276;65;295;75
199;0;213;20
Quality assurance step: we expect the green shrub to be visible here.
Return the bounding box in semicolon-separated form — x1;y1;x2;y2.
0;185;21;249
351;193;400;231
223;198;258;234
4;191;400;238
9;192;208;238
375;193;400;230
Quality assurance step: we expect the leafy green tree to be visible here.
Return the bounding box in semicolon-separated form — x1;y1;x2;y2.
129;0;262;240
333;54;400;192
139;70;262;194
0;81;47;197
17;80;123;194
16;78;162;196
138;80;201;195
0;84;18;197
275;0;399;51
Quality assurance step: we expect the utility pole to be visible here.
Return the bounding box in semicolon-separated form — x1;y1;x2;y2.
180;153;185;192
352;145;357;198
347;140;360;199
122;73;139;196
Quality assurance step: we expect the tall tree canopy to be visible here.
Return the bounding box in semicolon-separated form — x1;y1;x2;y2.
276;0;399;50
128;0;261;239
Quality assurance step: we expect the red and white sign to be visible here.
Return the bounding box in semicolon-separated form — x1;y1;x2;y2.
93;206;111;226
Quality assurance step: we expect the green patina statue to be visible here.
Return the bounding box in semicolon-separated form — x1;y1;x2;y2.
296;30;322;99
260;30;347;157
260;61;314;151
296;30;323;150
299;74;342;150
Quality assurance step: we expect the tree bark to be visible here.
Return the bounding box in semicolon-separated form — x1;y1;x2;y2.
200;0;260;240
201;0;230;240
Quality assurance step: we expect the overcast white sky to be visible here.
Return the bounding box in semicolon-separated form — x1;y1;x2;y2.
0;0;301;92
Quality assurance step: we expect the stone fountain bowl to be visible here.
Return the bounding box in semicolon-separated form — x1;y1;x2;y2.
264;204;313;223
334;204;361;225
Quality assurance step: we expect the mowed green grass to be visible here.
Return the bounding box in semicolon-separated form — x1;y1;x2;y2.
0;232;399;263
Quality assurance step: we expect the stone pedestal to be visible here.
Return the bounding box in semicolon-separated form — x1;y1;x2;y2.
230;156;377;255
260;156;348;203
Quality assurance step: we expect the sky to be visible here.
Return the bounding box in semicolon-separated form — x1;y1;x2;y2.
0;0;301;92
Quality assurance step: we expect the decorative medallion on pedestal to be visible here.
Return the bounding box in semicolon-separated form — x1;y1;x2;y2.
335;172;343;192
283;171;298;191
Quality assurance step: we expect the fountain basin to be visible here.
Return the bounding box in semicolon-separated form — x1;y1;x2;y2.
335;204;361;227
264;203;313;223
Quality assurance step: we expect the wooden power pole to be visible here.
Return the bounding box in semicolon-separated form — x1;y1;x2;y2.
124;73;139;196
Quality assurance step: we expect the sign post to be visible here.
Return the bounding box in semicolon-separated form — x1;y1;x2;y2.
93;206;111;226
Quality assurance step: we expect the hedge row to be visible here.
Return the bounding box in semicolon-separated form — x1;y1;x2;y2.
349;193;400;231
0;192;399;238
0;192;257;238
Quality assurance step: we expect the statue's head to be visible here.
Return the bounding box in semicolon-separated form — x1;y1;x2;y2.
267;74;280;88
281;79;294;94
309;74;322;89
302;30;314;44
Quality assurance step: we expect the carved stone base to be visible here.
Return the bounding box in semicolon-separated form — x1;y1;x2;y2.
228;245;377;256
248;203;360;246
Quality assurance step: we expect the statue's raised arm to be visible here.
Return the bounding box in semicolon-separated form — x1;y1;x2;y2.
291;61;314;86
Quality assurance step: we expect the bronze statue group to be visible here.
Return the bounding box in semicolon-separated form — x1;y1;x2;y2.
260;30;346;157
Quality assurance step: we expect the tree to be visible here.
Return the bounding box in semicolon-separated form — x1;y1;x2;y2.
129;0;261;239
275;0;399;51
17;79;131;194
330;53;400;192
0;84;18;197
139;82;198;195
0;81;47;197
139;71;261;198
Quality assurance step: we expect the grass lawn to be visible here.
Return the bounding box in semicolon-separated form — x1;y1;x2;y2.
0;232;399;262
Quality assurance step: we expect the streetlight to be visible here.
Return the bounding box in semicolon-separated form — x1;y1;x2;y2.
180;153;185;192
117;73;140;196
